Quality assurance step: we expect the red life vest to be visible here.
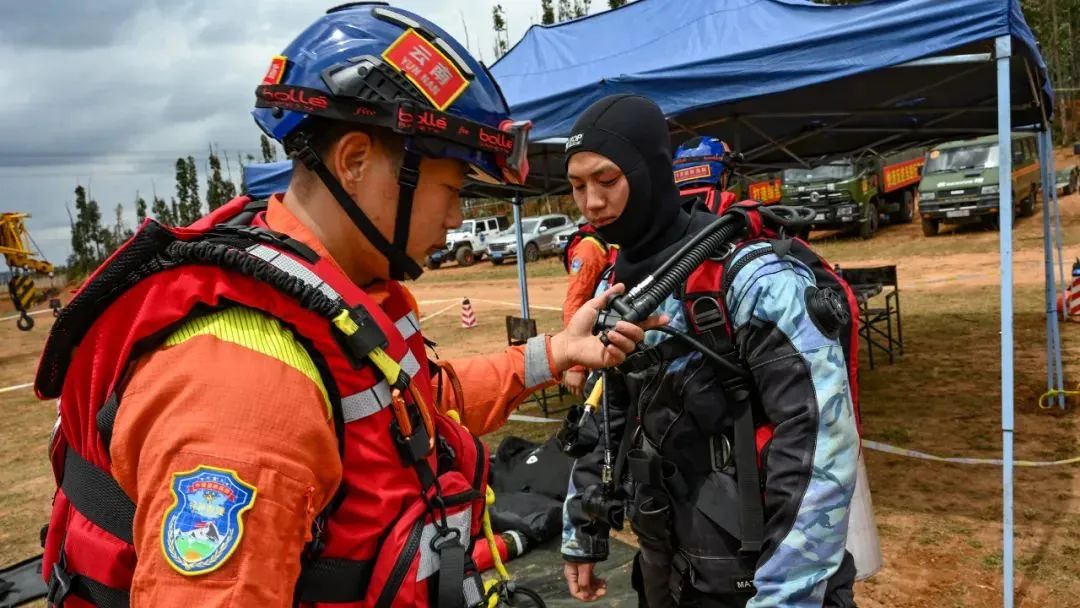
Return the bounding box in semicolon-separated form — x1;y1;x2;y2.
34;196;490;607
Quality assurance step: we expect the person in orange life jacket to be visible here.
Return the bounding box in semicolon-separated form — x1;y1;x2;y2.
561;225;619;396
560;95;859;608
34;6;665;608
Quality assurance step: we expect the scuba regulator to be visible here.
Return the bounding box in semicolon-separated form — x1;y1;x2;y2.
556;204;815;531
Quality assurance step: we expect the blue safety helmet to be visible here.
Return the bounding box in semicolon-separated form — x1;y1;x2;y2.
252;3;531;280
672;137;735;188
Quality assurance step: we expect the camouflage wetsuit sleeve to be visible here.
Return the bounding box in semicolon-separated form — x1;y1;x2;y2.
725;242;860;608
560;371;630;562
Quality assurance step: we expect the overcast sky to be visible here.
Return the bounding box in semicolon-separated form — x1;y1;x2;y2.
0;0;592;266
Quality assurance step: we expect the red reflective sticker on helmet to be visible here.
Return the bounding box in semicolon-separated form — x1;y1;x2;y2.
262;55;288;85
674;165;712;183
382;29;469;111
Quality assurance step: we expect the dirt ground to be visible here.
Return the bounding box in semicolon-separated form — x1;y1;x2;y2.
2;180;1080;606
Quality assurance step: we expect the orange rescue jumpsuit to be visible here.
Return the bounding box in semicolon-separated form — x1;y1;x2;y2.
109;196;561;605
561;235;611;376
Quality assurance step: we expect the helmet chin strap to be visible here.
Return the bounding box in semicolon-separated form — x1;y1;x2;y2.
288;132;424;281
391;149;423;281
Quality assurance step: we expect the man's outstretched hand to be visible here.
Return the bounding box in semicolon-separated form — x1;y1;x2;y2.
551;283;669;372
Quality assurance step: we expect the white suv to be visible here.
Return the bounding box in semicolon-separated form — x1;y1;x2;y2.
426;216;509;269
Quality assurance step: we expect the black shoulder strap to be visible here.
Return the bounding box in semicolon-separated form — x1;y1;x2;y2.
683;291;765;561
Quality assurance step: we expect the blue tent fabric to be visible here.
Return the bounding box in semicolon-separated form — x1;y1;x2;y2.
243;161;293;199
492;0;1049;142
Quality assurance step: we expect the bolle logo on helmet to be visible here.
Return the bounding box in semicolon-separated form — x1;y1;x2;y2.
398;107;453;134
397;106;415;130
417;110;448;131
478;128;514;153
565;133;584;151
261;87;328;111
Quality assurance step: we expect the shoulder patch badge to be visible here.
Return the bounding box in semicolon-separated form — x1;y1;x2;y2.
570;257;584;274
161;466;256;576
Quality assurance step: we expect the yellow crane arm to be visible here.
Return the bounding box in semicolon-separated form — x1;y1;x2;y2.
1;212;54;274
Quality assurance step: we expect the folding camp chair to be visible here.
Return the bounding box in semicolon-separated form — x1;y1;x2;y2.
840;266;904;369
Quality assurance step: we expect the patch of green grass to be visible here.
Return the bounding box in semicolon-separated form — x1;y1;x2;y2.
983;552;1003;569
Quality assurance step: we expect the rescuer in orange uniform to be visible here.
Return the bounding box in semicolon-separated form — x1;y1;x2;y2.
35;6;661;607
560;226;617;396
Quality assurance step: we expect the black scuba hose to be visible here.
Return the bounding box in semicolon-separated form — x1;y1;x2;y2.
611;214;745;323
649;326;749;378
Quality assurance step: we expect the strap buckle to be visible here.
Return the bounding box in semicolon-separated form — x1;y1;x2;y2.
333;307;390;366
46;561;72;607
709;435;732;472
689;297;727;334
391;386;436;465
430;526;462;553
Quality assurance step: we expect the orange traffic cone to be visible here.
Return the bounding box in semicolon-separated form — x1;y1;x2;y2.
461;297;478;328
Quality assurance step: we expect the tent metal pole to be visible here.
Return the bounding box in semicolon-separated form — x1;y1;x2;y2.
513;195;530;319
1048;134;1067;409
825;127;999;134
894;52;993;67
996;34;1015;608
1039;131;1053;401
1040;130;1064;408
724;107;1003;120
737;118;810;168
1052;158;1067;344
842;103;993;161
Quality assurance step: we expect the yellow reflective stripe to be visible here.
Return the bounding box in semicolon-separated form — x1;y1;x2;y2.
164;308;331;418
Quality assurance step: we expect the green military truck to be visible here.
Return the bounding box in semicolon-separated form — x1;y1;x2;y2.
780;147;926;239
917;134;1041;236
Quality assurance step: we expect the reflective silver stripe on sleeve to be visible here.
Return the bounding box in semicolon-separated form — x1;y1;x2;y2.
524;334;554;388
395;311;420;340
400;350;422;378
415;508;473;581
341;380;393;423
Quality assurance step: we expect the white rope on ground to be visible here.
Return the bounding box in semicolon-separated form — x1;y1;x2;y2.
0;383;34;394
508;413;562;423
0;309;52;322
862;440;1080;467
417;298;460;306
419;302;459;323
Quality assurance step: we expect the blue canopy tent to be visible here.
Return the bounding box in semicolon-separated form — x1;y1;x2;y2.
242;161;293;200
492;1;1061;605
